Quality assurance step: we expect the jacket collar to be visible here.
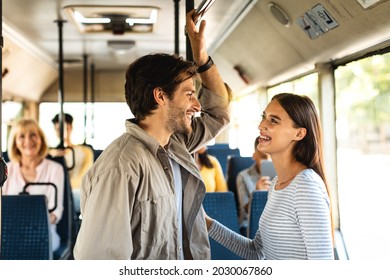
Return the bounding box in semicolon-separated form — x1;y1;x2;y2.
125;119;203;181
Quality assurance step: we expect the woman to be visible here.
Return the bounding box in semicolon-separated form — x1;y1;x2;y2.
196;146;228;192
3;118;64;252
206;93;334;260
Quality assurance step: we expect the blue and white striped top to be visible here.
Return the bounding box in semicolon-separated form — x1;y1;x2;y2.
208;168;334;260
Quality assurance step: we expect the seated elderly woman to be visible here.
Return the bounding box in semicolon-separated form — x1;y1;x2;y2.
3;118;64;252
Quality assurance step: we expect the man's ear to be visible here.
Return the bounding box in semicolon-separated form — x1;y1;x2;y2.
153;87;165;105
295;127;307;141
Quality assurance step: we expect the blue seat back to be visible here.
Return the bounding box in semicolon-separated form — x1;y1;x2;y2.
1;195;52;260
248;190;268;239
93;149;103;161
226;156;255;212
2;151;9;162
202;191;242;260
207;145;240;177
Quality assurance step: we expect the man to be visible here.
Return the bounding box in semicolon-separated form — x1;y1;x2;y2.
73;9;230;259
51;113;94;213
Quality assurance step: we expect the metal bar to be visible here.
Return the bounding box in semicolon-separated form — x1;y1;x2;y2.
83;54;88;143
186;0;194;61
174;0;180;55
0;0;4;256
90;63;95;140
55;19;67;149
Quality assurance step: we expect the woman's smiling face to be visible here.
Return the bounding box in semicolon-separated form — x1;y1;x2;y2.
257;99;301;156
15;127;42;158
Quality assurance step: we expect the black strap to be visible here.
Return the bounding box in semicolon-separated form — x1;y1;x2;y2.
197;56;214;73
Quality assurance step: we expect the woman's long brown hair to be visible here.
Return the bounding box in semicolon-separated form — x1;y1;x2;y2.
272;93;334;245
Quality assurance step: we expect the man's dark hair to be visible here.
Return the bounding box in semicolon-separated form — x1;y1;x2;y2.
124;53;197;121
52;113;73;125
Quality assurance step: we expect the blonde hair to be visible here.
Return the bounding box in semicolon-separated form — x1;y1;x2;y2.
8;118;49;162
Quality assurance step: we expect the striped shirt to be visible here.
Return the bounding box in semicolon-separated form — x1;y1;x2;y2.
208;168;334;260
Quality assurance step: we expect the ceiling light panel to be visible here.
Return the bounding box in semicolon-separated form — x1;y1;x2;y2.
63;5;160;35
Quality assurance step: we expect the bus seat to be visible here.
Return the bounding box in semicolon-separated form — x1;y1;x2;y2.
247;190;268;239
207;143;230;149
1;195;53;260
202;191;242;260
2;151;9;162
207;145;240;177
93;149;103;161
226;155;255;215
47;156;74;260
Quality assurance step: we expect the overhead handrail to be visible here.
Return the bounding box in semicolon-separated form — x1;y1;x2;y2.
185;0;216;61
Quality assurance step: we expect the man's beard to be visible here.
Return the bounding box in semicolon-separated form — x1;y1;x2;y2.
166;107;192;135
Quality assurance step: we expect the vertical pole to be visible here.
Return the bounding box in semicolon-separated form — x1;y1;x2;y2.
0;0;3;156
185;0;194;61
83;54;88;144
0;0;4;165
174;0;180;55
316;62;339;230
90;63;95;140
0;0;4;255
55;19;67;149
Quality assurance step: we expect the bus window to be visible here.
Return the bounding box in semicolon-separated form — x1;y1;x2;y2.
1;101;23;152
267;73;319;108
335;53;390;260
229;92;264;156
39;102;133;150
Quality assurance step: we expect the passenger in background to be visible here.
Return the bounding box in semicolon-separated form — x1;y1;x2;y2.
73;9;230;260
205;93;334;260
50;113;94;213
236;136;271;228
195;145;228;192
3;118;64;252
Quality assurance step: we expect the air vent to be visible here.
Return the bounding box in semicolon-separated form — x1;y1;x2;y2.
63;5;159;35
107;40;136;54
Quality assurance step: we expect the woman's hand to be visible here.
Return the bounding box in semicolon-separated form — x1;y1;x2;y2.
205;213;214;230
255;176;271;191
49;213;57;224
185;9;208;67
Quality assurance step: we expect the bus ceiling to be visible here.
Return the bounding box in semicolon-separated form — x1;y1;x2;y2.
2;0;390;102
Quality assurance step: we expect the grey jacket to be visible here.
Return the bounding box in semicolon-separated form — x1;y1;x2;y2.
73;86;230;259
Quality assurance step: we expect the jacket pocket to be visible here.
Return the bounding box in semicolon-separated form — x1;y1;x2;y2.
140;195;174;246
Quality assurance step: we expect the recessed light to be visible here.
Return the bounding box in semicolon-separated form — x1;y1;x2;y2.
268;2;291;27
